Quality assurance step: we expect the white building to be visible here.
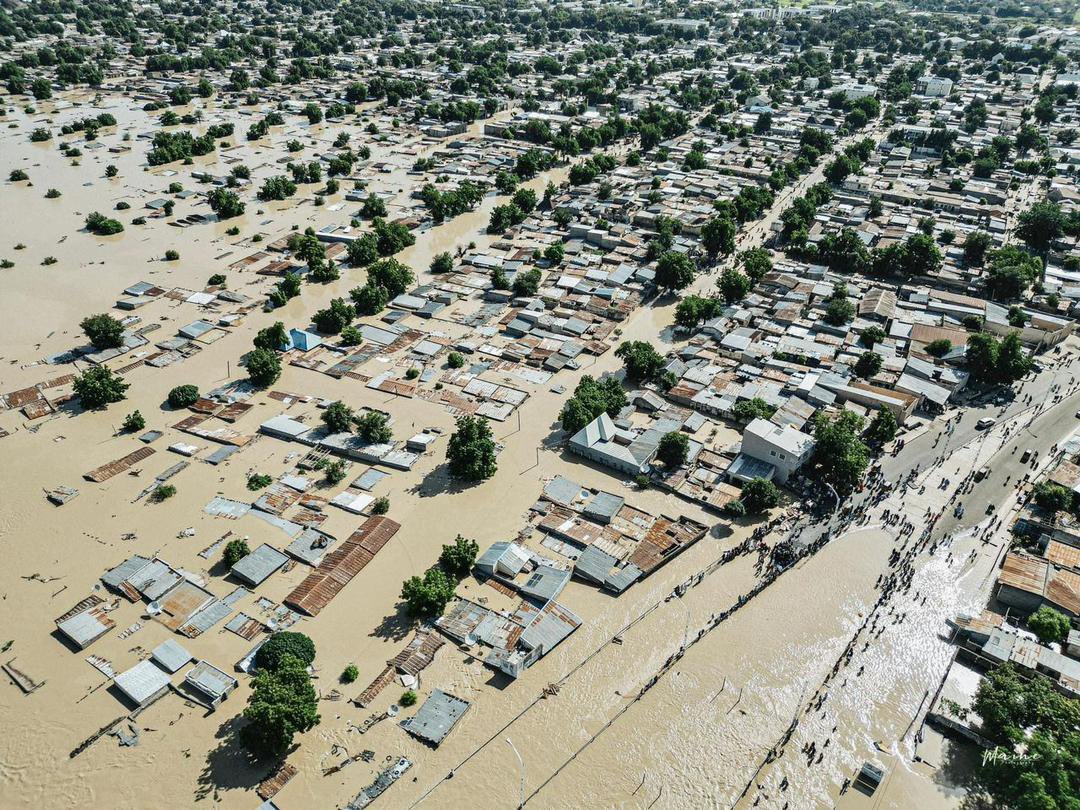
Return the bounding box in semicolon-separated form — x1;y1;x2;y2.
736;418;816;484
919;76;954;97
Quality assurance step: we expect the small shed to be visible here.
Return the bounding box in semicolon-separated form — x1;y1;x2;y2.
185;660;239;708
152;639;193;673
231;544;290;588
399;689;470;747
113;660;171;708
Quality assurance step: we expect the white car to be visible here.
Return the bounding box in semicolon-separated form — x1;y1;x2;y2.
976;417;996;430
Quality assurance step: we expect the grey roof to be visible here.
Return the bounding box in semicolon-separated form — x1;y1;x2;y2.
353;468;389;490
178;320;216;339
114;659;171;706
518;602;582;654
727;453;776;482
543;475;582;507
583;491;624;524
101;555;151;590
399;689;471;746
205;445;239;465
605;564;643;593
574;545;619;585
185;660;238;700
56;608;112;648
520;564;570;604
285;529;336;567
181;598;233;636
230;544;289;587
152;639;193;673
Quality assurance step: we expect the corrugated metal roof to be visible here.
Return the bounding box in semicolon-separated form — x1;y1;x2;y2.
284;517;400;616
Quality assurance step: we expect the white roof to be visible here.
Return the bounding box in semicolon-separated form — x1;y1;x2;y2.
744;418;816;455
114;660;171;705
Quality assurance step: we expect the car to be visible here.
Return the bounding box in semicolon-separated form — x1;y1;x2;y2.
976;417;996;430
975;466;991;482
954;504;965;518
1021;450;1032;463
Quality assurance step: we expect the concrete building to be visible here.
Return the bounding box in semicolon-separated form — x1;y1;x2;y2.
737;418;816;484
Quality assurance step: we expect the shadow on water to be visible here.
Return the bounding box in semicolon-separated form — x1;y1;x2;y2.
195;715;272;802
407;461;475;498
370;601;414;642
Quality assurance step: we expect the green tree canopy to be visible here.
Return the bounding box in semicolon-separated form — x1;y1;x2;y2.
81;313;124;350
741;478;780;514
615;340;665;382
439;535;479;579
446;414;497;481
240;653;320;758
74;365;129;409
657;431;689;467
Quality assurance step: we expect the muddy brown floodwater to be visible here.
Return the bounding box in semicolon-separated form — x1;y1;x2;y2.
0;89;992;810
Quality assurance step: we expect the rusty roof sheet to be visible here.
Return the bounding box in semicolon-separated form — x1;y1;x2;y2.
84;446;156;482
1048;569;1080;616
999;553;1049;596
1046;540;1080;571
284;516;400;616
257;763;297;801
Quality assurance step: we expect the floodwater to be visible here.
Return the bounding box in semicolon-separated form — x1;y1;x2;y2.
0;90;1040;810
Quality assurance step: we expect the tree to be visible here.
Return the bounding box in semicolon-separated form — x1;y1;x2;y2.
446;415;497;481
341;665;359;684
971;663;1080;810
718;268;751;303
85;211;123;235
733;398;776;423
254;322;288;352
1028;606;1072;645
824;296;854;326
812;411;868;495
865;408;897;445
247;347;282;387
356;410;392;443
122;411;145;432
345;233;379;267
366;258;414;298
447;352;465;369
985;246;1041;300
925;339;952;358
439;535;479;579
657;431;689;467
860;326;886;347
167;384;199;409
560;376;627;434
999;331;1033;384
360;194;386;219
31;77;51;100
654;251;695;292
1033;481;1075;513
241;653;320;758
962;231;992;266
351;282;389;315
701;216;736;258
258;175;298;202
674;295;720;330
208;187;245;219
1017;201;1064;252
512;268;542;297
741;478;780;514
74;365;129;409
322;401;354;434
854;351;883;379
223;538;251;567
615;340;664;382
741;248;772;282
80;313;124;350
401;567;456;619
312;298;354;334
256;632;316;672
430;252;454;274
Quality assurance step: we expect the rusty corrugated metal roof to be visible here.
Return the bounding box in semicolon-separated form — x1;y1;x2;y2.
284;516;400;616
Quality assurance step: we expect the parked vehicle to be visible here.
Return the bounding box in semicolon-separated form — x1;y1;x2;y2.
975;466;991;482
1021;450;1032;463
976;417;996;430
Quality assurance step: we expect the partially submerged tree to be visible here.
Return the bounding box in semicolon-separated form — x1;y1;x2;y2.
446;414;497;481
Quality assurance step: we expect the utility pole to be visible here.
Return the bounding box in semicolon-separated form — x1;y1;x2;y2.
506;738;525;809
